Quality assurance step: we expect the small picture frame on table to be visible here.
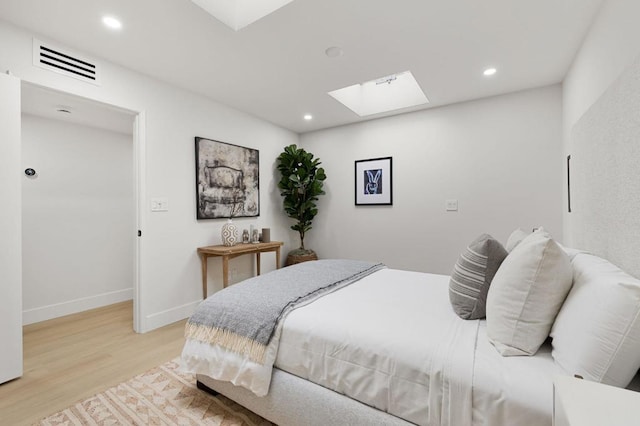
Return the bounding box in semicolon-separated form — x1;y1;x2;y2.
355;156;392;206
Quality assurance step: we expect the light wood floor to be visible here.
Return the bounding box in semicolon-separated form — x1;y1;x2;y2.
0;301;187;425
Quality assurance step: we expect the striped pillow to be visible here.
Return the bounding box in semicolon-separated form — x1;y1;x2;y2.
449;234;508;320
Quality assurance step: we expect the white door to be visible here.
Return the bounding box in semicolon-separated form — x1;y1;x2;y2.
0;72;23;384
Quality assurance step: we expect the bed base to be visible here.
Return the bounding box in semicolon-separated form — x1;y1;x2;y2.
196;379;219;396
196;368;414;426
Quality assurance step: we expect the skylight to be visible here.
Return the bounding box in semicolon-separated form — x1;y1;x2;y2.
191;0;295;31
328;71;429;117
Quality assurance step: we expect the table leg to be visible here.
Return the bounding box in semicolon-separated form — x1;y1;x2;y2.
222;256;229;288
276;247;281;269
201;254;208;299
256;252;262;275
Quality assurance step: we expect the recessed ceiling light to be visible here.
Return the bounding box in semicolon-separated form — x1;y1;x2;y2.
102;16;122;30
325;46;343;58
303;114;313;120
483;67;497;76
328;71;429;117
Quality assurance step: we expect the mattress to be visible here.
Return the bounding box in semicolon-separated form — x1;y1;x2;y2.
275;268;561;426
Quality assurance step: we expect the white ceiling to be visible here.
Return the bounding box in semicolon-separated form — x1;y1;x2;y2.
21;83;135;135
0;0;603;134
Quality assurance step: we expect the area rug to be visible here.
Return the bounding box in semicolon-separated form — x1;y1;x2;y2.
36;358;273;425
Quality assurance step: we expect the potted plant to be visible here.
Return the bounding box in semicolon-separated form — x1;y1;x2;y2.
277;144;327;265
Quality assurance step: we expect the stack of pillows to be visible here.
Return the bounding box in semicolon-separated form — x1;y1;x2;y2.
449;228;640;388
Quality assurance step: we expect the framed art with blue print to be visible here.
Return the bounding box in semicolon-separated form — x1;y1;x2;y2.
355;156;392;206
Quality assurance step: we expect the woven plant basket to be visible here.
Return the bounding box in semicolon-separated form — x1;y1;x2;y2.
285;249;318;266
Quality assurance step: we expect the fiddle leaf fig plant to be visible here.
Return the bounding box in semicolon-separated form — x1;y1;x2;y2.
277;144;327;251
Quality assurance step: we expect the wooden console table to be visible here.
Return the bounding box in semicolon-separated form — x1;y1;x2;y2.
198;241;284;298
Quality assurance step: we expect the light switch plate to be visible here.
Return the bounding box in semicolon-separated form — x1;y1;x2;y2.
446;199;458;211
151;197;169;212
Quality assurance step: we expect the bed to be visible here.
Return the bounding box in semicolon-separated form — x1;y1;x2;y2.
182;231;640;426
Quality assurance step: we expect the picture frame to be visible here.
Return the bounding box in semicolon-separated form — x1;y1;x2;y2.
195;137;260;219
355;156;393;206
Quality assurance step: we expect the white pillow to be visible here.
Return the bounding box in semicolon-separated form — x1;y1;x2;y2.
486;229;573;356
556;242;588;260
505;228;529;252
550;253;640;387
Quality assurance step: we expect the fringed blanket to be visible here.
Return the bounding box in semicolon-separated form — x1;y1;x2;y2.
182;259;386;395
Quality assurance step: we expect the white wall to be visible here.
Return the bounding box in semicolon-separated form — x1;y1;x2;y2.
301;85;563;275
21;115;134;324
0;21;298;332
562;0;640;245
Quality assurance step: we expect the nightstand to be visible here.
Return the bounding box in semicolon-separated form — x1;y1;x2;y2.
553;376;640;426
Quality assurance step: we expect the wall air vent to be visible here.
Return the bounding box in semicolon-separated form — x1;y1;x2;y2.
32;39;101;85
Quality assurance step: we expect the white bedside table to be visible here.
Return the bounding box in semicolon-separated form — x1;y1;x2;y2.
554;376;640;426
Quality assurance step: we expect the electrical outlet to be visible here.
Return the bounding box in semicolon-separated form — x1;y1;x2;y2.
446;199;458;211
151;197;169;212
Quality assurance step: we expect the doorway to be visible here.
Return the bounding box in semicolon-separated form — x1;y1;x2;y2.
20;82;142;331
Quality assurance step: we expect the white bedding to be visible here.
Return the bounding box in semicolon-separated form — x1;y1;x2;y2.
276;268;560;426
181;324;283;396
181;266;379;397
276;269;477;426
472;323;561;425
183;267;560;426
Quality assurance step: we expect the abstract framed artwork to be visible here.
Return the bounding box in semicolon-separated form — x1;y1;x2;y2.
195;137;260;219
355;156;392;206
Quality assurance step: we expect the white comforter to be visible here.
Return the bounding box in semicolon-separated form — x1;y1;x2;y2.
277;269;478;426
181;268;374;397
276;268;560;426
183;268;560;426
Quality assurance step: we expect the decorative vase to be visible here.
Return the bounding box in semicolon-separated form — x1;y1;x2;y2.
221;219;238;246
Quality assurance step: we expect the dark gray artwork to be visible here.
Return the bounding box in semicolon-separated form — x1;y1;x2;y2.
195;137;259;219
364;169;382;195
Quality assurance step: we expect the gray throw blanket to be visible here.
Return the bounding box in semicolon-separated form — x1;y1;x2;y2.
185;259;385;364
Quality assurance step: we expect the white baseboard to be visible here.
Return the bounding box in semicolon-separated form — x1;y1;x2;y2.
22;288;133;325
141;300;201;333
